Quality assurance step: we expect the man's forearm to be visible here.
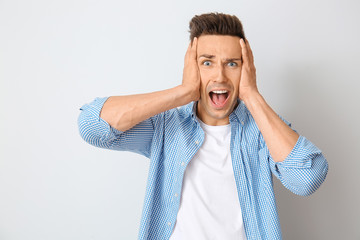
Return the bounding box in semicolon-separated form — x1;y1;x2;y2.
243;92;299;162
100;85;194;132
100;39;200;132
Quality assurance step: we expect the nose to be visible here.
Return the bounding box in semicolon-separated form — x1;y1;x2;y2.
214;65;226;83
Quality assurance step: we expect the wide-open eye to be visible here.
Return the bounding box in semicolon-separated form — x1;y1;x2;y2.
227;62;237;67
203;61;211;66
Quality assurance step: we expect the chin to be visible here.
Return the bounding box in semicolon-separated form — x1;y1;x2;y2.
204;102;234;119
197;96;237;125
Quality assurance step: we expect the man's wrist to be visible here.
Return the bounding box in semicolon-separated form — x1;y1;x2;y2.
178;84;199;103
241;89;262;106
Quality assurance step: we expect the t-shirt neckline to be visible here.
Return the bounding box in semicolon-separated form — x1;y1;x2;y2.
196;117;231;132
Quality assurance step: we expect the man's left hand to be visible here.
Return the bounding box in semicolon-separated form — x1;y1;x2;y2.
239;39;259;101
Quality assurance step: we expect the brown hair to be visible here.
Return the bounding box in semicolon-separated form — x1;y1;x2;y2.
189;12;246;41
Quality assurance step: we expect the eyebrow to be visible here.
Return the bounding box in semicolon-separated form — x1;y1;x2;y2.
199;54;215;59
198;54;242;61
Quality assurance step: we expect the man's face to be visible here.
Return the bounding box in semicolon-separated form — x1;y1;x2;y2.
196;34;242;126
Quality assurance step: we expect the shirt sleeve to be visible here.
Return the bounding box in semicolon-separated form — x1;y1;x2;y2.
77;97;158;158
259;116;329;196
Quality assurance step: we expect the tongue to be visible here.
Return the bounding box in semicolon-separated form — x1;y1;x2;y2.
212;93;227;105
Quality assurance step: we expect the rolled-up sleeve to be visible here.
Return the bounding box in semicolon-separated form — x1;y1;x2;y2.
267;135;329;196
258;114;329;196
77;97;157;158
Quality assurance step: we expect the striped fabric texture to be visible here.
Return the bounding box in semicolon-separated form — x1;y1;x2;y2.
78;97;328;240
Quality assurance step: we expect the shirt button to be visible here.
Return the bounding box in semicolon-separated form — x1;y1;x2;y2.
195;140;199;145
174;193;178;197
181;162;185;166
241;121;244;125
167;222;171;226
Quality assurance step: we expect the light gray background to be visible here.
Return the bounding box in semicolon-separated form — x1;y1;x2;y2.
1;0;359;239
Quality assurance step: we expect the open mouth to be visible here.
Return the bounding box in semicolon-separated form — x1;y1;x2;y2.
209;90;230;108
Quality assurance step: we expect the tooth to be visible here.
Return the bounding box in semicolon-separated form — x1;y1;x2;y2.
212;90;228;94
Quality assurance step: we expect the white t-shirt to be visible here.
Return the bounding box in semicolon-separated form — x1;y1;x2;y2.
169;118;247;240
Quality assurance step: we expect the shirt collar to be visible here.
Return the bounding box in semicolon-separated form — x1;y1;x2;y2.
184;99;248;125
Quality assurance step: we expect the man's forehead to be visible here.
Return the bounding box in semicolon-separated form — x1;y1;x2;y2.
196;34;242;58
196;34;241;44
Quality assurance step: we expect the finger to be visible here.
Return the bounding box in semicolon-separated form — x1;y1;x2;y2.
187;41;192;52
244;39;254;63
190;37;198;61
240;38;250;65
185;41;192;61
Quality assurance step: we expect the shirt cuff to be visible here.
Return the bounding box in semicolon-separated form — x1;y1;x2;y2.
79;97;109;121
79;96;123;142
274;135;322;169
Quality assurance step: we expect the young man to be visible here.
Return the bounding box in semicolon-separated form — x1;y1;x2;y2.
78;13;328;240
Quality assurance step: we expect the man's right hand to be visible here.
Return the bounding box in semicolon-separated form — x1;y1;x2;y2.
99;38;201;132
181;37;200;102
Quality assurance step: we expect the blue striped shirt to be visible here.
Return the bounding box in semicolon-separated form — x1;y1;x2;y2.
78;97;328;240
